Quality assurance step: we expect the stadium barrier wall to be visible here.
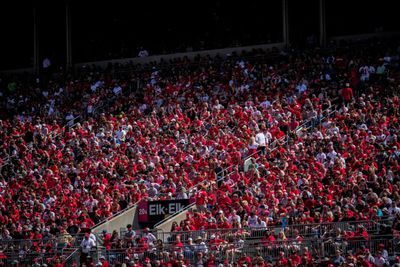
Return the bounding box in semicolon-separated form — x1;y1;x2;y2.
74;43;285;69
92;204;139;236
329;31;400;43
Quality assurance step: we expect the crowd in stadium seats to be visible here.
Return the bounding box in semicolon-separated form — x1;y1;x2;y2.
175;90;399;229
1;38;400;266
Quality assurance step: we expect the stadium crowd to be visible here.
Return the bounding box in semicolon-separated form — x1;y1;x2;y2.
0;38;400;266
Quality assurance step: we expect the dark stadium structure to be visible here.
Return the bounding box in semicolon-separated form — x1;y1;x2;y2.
0;1;400;266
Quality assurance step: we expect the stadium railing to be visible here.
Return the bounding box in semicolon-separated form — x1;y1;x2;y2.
154;218;393;244
87;235;399;265
0;248;78;266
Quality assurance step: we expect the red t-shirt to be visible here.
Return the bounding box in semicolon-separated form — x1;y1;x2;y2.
342;87;353;101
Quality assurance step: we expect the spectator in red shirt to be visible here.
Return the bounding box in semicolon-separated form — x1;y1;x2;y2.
341;83;353;103
99;256;109;267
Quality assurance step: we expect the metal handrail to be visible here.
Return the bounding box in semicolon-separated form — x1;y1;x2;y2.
62;248;80;265
155;218;393;240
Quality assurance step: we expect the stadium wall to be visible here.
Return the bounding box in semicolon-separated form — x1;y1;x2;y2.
74;43;285;69
92;204;139;235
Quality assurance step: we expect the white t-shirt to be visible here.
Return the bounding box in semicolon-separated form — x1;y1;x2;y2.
138;50;149;57
84;198;99;212
228;214;241;225
213;103;224;110
80;238;96;253
373;256;386;267
116;129;127;142
255;220;267;228
248;215;258;227
144;232;157;246
255;132;266;147
388;206;400;216
113;86;122;95
316;152;327;163
42;58;51;69
327;150;337;161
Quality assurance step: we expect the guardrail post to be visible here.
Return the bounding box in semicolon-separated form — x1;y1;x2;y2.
319;239;324;259
156;228;165;244
368;236;373;256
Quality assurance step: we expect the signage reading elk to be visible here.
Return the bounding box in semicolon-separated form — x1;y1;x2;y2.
138;199;190;223
149;202;186;216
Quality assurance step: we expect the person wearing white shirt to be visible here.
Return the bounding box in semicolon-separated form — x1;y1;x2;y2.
193;237;208;254
388;202;400;218
316;149;327;163
176;187;188;200
138;48;149;57
212;100;224;110
373;253;386;267
296;82;308;94
115;127;127;142
113;85;122;95
338;104;348;115
327;123;340;136
44;195;56;207
227;210;241;225
42;57;51;69
142;228;157;246
255;217;267;228
80;234;96;263
312;128;324;140
255;131;267;155
147;184;158;198
84;196;98;213
366;131;376;143
260;99;271;109
65;113;75;127
359;65;375;82
139;103;148;113
247;213;259;228
326;147;337;161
